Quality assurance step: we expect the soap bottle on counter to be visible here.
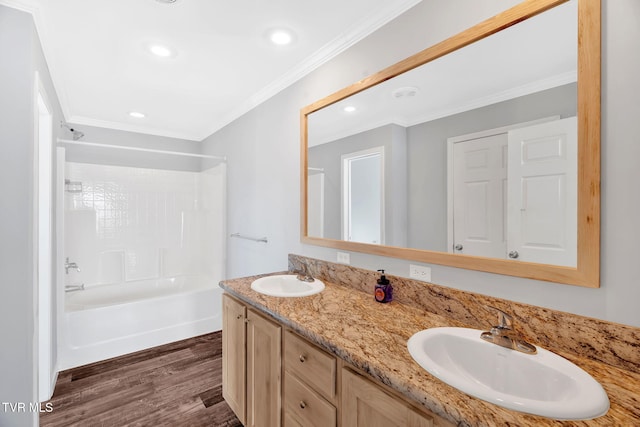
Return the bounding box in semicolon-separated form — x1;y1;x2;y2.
374;269;393;303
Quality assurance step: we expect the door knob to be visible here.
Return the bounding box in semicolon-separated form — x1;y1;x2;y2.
454;244;463;251
508;250;519;259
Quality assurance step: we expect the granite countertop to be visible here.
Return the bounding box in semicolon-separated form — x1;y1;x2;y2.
220;273;640;426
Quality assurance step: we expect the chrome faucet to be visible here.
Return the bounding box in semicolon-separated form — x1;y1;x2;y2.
65;257;81;274
480;307;537;355
295;264;314;283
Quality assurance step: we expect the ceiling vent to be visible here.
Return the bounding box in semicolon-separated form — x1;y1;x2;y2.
392;86;420;99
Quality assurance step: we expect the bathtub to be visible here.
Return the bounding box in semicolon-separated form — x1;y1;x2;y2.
59;276;222;370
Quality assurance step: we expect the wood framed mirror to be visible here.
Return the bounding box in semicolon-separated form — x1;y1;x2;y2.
301;0;600;287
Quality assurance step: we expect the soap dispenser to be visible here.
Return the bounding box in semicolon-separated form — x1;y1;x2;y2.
374;269;393;303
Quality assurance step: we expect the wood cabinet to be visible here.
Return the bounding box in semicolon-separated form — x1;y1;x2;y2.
246;309;282;427
222;293;454;427
283;330;337;427
222;294;281;427
222;294;246;424
342;368;454;427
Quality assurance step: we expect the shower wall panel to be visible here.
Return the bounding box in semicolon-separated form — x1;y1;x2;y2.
64;162;223;287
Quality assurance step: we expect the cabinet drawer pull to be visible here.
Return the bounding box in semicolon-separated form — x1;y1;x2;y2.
236;314;242;320
299;354;306;363
299;401;307;409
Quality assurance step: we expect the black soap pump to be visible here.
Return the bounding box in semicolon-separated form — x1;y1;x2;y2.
374;269;393;303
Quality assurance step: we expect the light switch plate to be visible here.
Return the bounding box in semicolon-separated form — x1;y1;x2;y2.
337;252;350;264
409;264;431;282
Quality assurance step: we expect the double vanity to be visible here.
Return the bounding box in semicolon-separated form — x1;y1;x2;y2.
220;255;640;426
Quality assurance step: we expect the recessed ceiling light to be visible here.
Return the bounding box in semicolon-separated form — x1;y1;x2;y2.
267;29;294;46
149;44;174;57
344;106;356;113
129;111;146;119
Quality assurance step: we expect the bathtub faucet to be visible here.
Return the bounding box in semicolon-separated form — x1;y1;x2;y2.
65;257;81;274
65;284;85;293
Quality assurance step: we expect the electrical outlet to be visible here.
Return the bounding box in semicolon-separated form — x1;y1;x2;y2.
409;264;431;282
337;252;350;264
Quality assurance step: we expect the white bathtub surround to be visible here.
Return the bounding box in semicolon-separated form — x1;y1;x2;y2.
59;277;223;370
60;162;226;369
64;162;224;285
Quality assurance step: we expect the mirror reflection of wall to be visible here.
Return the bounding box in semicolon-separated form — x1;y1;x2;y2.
308;83;576;258
448;115;577;267
408;83;577;253
308;124;408;247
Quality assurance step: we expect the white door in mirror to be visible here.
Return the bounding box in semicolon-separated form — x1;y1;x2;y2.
507;117;577;267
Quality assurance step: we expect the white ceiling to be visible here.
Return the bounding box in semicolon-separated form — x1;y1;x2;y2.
3;0;421;141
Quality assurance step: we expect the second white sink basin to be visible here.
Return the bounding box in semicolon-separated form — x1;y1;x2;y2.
251;274;325;297
407;327;609;420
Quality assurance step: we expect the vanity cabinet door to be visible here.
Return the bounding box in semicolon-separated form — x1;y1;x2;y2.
342;369;434;427
222;294;246;425
246;308;282;427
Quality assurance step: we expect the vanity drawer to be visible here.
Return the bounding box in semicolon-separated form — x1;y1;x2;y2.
284;330;336;399
284;372;336;427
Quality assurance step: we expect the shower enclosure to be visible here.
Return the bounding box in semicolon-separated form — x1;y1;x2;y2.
56;143;226;370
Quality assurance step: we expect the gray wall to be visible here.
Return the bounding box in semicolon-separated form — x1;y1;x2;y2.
63;124;202;172
0;5;65;426
203;0;640;328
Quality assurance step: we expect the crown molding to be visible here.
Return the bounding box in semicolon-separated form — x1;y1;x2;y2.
68;115;203;142
200;0;422;141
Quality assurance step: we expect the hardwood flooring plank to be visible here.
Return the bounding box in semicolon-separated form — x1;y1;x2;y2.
200;385;224;408
40;332;239;427
69;347;196;385
47;348;195;412
69;334;210;381
133;395;206;427
150;359;220;401
179;399;243;427
42;382;155;426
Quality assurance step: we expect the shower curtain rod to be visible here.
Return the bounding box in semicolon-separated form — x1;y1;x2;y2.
57;138;226;161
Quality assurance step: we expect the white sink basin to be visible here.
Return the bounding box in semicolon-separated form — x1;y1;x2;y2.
407;327;609;420
251;274;325;297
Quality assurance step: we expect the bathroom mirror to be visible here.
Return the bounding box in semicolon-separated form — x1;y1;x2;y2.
301;0;600;287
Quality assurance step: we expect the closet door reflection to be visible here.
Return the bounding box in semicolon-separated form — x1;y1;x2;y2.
448;117;577;266
452;133;507;259
342;147;384;244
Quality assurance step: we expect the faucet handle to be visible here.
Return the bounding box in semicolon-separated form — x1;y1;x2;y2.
486;306;513;330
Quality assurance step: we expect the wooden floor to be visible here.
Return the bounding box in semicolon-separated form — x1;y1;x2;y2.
41;332;242;427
